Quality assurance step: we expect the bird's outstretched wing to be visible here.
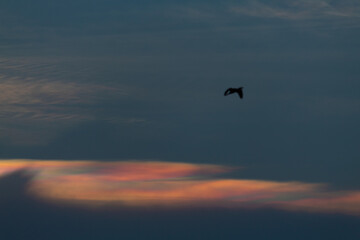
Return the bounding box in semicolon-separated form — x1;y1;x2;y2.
237;89;243;99
224;88;232;96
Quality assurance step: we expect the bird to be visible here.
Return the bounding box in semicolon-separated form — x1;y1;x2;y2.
224;87;244;99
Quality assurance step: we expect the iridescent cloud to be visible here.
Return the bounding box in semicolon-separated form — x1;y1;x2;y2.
0;159;359;216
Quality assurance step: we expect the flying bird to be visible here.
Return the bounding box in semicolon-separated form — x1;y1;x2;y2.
224;87;244;99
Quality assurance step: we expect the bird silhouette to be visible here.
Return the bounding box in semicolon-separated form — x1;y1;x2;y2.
224;87;243;99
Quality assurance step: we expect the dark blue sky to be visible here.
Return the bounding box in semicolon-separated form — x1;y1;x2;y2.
1;0;360;238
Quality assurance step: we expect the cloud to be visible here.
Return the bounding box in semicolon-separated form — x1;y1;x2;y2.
0;57;124;107
280;192;360;215
1;159;360;216
2;169;359;240
0;169;33;202
230;0;360;20
0;57;145;145
0;77;109;145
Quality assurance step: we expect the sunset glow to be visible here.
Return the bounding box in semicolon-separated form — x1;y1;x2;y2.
1;160;359;215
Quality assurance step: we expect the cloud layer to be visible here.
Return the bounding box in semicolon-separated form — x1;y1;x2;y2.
1;159;359;216
0;57;141;145
230;0;360;20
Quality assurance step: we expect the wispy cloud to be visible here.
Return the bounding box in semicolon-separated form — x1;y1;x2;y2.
0;57;124;119
0;78;108;106
0;57;145;145
1;159;359;216
230;0;360;20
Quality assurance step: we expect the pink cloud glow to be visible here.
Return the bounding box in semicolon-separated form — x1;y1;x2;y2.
0;160;359;216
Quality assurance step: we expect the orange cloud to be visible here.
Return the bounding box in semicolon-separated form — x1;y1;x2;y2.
30;178;318;206
1;159;360;216
278;191;360;215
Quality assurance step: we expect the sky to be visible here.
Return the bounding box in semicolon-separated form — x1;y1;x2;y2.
1;0;360;239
